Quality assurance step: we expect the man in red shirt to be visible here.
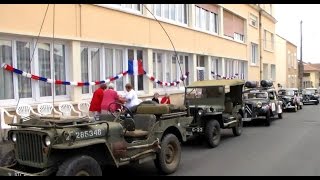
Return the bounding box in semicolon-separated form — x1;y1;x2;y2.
89;84;107;119
101;83;125;113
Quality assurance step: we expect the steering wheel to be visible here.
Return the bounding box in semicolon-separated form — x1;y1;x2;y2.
107;102;134;122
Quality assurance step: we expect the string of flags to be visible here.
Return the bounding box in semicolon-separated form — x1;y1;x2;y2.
1;62;188;87
211;71;242;79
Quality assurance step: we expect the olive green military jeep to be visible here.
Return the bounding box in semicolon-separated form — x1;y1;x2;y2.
184;79;245;148
0;102;193;176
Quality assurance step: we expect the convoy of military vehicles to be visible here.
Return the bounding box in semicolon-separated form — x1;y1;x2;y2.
0;79;317;176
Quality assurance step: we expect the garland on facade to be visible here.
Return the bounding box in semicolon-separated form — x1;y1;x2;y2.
144;71;189;87
1;63;188;87
211;71;242;79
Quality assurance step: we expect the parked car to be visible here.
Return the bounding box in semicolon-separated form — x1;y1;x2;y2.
184;79;245;148
278;88;303;111
302;88;319;105
242;80;283;126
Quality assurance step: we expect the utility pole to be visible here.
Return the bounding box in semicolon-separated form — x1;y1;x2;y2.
298;20;304;90
259;9;263;81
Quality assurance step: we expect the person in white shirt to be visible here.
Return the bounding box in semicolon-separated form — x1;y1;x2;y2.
124;83;141;110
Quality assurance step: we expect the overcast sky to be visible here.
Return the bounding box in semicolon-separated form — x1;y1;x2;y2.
275;4;320;64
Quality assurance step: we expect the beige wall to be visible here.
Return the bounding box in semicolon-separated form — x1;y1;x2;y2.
0;4;247;60
275;35;287;88
286;41;298;88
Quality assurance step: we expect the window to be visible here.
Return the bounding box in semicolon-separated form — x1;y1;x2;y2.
211;57;222;79
225;59;234;78
251;43;259;65
101;4;142;13
0;40;14;100
16;41;32;98
38;43;67;97
264;30;274;50
196;55;205;81
271;64;276;81
127;49;144;91
153;51;189;88
0;37;69;103
249;14;258;28
105;48;125;91
195;5;218;33
81;47;101;94
223;10;245;42
263;63;268;80
153;4;188;24
238;61;247;80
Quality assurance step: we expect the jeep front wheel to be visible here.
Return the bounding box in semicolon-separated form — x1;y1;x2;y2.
205;120;221;148
154;134;181;175
56;155;102;176
0;150;15;167
232;114;243;136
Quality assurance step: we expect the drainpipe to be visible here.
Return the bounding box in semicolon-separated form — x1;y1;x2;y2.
259;9;263;81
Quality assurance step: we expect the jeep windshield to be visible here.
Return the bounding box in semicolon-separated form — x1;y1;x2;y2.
185;87;224;99
278;90;294;96
244;92;268;99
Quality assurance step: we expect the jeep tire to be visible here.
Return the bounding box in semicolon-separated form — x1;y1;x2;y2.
232;113;243;136
154;134;181;175
56;155;102;176
265;110;271;126
205;119;221;148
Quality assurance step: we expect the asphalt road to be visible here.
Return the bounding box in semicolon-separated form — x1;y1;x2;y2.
104;104;320;176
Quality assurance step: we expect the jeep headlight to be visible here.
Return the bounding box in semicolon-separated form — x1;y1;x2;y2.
44;136;51;147
256;102;262;108
11;133;17;143
198;110;204;116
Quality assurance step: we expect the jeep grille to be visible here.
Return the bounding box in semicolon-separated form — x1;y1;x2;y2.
16;132;44;164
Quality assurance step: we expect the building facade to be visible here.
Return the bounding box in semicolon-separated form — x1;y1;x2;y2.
303;63;320;89
0;4;277;109
275;34;299;89
286;41;298;88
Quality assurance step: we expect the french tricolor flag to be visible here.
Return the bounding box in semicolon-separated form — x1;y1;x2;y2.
128;59;144;75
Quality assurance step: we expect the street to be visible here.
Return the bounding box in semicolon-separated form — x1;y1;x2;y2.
104;104;320;176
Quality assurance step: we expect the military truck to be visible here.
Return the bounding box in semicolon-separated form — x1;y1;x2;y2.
0;102;193;176
184;79;245;148
242;80;283;126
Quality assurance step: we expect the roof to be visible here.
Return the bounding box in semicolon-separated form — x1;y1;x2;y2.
187;79;245;88
304;63;320;72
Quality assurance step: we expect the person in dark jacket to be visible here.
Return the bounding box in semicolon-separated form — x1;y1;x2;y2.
152;92;160;104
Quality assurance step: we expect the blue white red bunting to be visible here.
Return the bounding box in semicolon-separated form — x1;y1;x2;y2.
1;63;188;87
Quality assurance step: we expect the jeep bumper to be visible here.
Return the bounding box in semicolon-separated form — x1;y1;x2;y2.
0;165;55;176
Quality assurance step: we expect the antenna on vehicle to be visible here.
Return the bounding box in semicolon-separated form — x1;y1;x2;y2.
52;4;56;119
143;5;186;88
15;4;50;119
